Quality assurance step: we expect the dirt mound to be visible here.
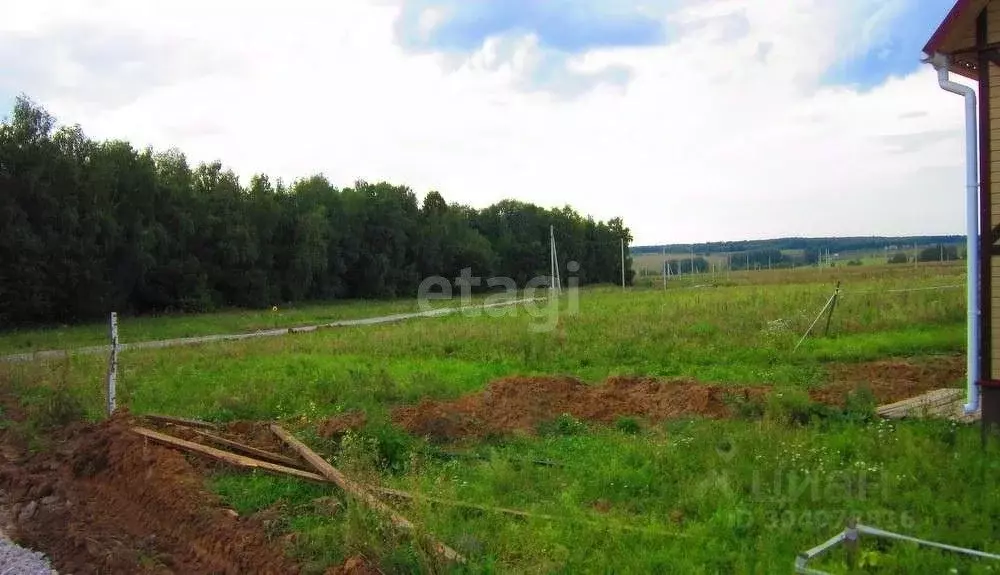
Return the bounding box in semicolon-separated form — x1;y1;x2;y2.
318;411;368;439
812;355;965;406
393;376;768;441
0;415;298;574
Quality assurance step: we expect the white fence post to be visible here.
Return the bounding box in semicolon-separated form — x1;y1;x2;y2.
106;312;118;416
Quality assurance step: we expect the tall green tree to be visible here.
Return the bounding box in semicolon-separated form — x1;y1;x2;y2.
0;97;635;327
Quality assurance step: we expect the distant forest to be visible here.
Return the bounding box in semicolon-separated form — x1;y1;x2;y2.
634;236;966;257
0;97;634;327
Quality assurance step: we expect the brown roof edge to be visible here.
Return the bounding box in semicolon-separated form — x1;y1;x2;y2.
923;0;976;56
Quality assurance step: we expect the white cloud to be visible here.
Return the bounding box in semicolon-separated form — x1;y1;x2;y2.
416;7;448;40
0;0;971;244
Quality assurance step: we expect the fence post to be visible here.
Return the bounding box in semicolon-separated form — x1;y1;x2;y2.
793;287;840;353
107;312;118;417
844;518;859;570
823;281;842;337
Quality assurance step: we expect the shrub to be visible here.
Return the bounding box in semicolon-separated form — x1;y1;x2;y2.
887;253;909;264
364;421;416;474
537;413;588;436
724;391;766;420
842;385;877;424
615;416;642;435
39;385;86;429
764;388;832;426
338;421;416;476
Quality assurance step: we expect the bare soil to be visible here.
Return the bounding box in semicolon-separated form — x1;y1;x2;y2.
386;356;966;442
318;411;368;439
392;375;769;441
0;413;299;575
810;355;965;406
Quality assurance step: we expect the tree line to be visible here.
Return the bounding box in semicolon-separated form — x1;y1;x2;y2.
887;245;962;264
633;235;966;257
0;97;634;327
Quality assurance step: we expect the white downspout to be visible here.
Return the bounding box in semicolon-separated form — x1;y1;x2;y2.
930;53;981;414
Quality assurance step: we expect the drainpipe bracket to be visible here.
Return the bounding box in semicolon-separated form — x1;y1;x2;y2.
926;52;951;69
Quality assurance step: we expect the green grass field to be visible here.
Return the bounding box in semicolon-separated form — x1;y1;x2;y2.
3;262;998;574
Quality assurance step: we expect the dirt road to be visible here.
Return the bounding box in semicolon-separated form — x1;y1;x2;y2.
1;297;544;363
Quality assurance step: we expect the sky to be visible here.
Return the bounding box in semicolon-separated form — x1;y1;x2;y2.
0;0;972;245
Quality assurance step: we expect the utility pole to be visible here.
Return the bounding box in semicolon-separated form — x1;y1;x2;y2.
553;232;561;294
549;226;558;295
662;246;667;290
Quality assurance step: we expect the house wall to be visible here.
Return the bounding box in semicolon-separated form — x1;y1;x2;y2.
990;0;1000;377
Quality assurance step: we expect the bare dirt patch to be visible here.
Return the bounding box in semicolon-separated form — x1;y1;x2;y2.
389;356;967;441
811;355;965;406
0;414;299;574
318;411;368;439
391;376;768;441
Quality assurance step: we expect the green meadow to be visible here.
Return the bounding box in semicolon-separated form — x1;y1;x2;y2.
4;262;999;574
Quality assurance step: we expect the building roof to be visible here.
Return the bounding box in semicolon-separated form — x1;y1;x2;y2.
923;0;988;80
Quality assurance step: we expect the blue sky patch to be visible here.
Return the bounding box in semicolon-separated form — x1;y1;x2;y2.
395;0;669;54
824;0;957;90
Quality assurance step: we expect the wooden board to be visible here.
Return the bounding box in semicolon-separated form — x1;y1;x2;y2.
132;427;329;483
142;414;220;430
188;428;306;469
269;424;465;564
877;389;980;423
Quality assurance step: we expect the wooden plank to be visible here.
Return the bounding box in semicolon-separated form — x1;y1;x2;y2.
990;56;1000;77
189;428;306;469
876;389;979;423
879;391;964;418
990;2;1000;44
132;427;329;483
878;389;962;413
878;391;961;416
269;425;465;564
946;25;978;52
142;414;219;430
